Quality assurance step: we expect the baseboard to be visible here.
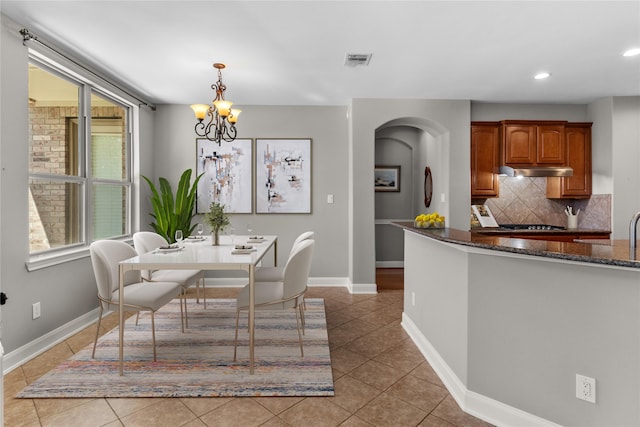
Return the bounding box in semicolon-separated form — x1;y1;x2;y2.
401;313;561;427
375;261;404;268
3;307;101;375
308;277;350;287
204;276;377;293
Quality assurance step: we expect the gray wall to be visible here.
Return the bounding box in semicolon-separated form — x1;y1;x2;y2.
0;15;156;355
151;104;350;279
610;97;640;239
404;230;640;426
374;127;420;264
350;99;472;286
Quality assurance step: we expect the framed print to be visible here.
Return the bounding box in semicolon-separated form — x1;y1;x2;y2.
471;204;499;227
255;138;311;214
374;165;400;192
196;138;253;214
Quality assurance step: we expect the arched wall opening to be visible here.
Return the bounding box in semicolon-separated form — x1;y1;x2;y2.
348;98;469;291
374;118;450;269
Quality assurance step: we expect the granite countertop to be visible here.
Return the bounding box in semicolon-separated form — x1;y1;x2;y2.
394;222;640;269
470;227;611;235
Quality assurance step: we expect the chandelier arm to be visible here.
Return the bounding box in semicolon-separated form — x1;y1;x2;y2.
222;124;238;142
194;122;205;137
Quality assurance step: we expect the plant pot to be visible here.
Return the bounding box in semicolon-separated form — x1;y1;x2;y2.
212;231;220;246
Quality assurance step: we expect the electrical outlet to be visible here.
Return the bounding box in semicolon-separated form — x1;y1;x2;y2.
411;292;416;306
32;302;41;319
576;374;596;403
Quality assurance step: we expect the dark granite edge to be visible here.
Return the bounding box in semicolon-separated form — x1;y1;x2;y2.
393;222;640;269
470;228;611;235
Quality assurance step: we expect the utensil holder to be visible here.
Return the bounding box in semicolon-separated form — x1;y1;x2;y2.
567;215;578;229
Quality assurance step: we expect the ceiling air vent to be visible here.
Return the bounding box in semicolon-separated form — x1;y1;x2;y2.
345;53;372;66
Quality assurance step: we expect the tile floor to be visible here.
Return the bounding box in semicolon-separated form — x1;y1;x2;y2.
4;286;492;427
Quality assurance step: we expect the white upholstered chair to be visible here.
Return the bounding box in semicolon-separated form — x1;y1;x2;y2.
234;239;314;360
90;240;182;361
254;231;314;282
133;231;205;331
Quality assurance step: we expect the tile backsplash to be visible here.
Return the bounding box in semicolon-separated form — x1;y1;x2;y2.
471;176;611;230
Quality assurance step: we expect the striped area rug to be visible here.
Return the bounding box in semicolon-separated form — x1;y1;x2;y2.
18;298;334;398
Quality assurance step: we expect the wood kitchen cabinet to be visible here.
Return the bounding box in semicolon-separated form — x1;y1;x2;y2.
547;122;592;199
501;120;566;166
471;122;500;197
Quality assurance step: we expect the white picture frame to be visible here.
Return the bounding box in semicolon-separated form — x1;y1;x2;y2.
196;138;253;214
255;138;312;214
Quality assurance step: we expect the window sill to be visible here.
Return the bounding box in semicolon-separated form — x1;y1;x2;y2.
26;238;133;271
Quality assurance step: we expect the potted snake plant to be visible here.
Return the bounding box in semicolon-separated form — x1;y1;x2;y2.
142;169;204;243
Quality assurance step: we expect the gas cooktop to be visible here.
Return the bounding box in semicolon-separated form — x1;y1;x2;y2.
498;224;566;231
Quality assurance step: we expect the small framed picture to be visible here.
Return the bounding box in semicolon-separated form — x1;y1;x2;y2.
472;204;499;228
374;166;400;192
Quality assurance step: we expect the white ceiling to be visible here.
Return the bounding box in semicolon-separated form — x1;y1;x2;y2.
2;1;640;107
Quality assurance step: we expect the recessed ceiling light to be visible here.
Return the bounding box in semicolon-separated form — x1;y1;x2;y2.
623;48;640;57
534;72;551;80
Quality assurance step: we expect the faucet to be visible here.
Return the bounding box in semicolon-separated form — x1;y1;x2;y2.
629;211;640;256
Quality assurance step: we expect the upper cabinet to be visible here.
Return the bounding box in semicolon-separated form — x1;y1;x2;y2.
470;120;593;200
502;120;567;166
547;122;592;199
471;122;500;197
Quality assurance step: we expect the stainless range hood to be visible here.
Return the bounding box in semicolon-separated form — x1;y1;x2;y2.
498;165;573;177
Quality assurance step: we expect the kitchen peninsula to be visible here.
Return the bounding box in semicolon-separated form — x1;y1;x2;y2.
394;222;640;427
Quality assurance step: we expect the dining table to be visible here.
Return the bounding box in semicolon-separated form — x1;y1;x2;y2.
117;234;278;375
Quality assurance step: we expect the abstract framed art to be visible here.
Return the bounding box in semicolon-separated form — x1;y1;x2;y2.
196;138;253;214
255;138;312;214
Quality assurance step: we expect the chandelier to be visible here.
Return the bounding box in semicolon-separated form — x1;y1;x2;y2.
190;63;241;145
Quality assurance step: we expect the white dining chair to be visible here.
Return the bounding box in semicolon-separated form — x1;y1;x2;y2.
90;240;182;362
254;231;314;329
133;231;205;331
254;231;314;282
234;239;314;360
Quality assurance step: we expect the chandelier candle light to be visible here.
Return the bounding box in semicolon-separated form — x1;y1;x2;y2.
191;63;241;145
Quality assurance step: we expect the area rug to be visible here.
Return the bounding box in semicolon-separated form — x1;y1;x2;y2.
17;298;334;398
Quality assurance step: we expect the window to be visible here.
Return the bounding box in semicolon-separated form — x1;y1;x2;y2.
28;58;133;261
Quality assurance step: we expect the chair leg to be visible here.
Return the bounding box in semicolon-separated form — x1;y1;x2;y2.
182;288;188;330
92;304;104;359
233;309;241;362
202;276;207;309
295;308;304;357
180;292;185;333
151;311;157;362
135;312;140;326
299;303;306;335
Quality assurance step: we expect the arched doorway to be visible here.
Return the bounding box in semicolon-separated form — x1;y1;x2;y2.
374;117;450;290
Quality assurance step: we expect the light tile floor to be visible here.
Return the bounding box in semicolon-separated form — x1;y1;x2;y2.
4;287;492;427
